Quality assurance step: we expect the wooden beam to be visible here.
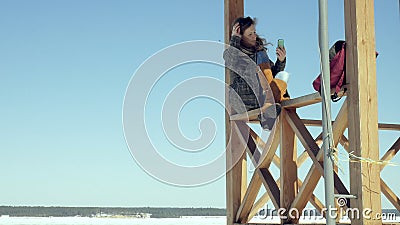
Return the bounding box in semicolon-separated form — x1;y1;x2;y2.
290;151;324;219
248;179;279;221
272;154;281;169
345;0;382;223
247;177;325;222
248;192;271;221
341;137;400;172
340;136;400;212
339;134;349;150
235;169;282;223
380;138;400;170
233;121;277;223
225;0;244;224
285;110;349;196
378;123;400;131
258;168;281;209
249;127;266;152
280;109;298;223
289;101;349;213
297;97;347;168
235;121;261;166
236;170;262;223
226;122;247;225
281;87;346;109
299;178;325;215
257;118;281;169
297;138;338;176
285;111;321;165
302;119;400;131
230;109;260;121
224;0;243;45
381;178;400;212
281;92;321;109
297;140;322;168
247;122;281;170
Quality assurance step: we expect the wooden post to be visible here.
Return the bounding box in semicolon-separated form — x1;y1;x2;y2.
226;123;247;225
344;0;382;224
225;1;244;225
280;109;298;223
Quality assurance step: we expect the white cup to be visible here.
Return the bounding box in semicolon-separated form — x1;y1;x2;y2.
275;71;290;83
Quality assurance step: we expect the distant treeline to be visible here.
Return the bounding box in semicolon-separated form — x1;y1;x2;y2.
2;206;398;219
0;206;226;218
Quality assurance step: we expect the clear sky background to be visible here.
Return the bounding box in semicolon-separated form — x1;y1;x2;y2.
0;0;399;208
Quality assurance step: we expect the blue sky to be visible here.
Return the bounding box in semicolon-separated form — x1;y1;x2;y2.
0;0;399;208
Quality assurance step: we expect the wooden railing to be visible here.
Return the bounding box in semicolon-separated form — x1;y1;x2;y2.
228;93;400;224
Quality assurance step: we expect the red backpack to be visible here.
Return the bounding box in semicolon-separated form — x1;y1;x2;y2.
312;40;346;102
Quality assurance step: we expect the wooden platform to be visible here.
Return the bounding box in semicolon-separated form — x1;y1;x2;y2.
225;1;399;225
227;91;400;225
230;93;400;224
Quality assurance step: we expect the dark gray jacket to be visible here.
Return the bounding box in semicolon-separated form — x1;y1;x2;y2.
224;35;286;113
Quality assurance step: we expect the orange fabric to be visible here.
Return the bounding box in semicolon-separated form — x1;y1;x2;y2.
270;79;289;103
258;62;289;103
258;62;274;83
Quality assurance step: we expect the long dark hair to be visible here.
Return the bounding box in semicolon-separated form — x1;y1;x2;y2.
232;16;269;49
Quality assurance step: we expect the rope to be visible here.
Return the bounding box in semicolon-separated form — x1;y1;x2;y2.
331;147;399;171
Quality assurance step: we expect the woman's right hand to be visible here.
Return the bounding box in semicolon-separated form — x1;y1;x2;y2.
231;23;241;38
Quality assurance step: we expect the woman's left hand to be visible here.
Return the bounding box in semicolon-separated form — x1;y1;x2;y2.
276;47;286;62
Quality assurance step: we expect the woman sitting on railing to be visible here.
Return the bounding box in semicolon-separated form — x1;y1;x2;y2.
224;16;290;130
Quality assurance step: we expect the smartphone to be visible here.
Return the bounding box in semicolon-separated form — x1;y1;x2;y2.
278;39;284;48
